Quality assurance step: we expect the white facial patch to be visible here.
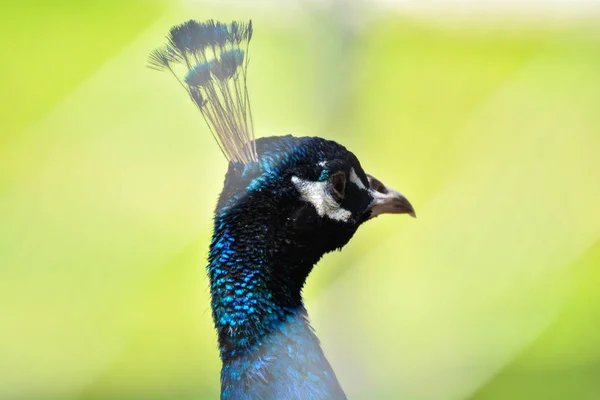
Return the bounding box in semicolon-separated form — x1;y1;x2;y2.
291;176;352;222
349;168;367;190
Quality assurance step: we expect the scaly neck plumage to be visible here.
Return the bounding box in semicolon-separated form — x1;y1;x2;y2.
208;219;347;399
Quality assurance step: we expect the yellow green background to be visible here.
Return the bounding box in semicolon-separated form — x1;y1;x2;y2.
2;1;600;399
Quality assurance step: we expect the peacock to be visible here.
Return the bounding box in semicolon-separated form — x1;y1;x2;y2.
149;19;415;400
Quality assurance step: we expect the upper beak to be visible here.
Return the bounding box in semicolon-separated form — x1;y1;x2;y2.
367;174;416;219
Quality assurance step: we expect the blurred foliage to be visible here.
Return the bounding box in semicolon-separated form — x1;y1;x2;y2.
470;238;600;400
0;1;165;149
1;1;599;399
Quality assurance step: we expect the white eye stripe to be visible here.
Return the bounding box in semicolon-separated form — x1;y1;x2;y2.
349;168;367;190
291;176;352;222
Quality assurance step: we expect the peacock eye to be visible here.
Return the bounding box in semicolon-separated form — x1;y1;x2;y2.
329;172;346;203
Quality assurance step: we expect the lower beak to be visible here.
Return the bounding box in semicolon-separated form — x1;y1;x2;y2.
367;174;416;219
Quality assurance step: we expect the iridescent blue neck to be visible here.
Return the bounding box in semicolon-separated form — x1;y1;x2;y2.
208;218;306;360
208;211;347;399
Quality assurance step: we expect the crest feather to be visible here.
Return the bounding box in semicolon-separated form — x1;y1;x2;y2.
149;19;257;164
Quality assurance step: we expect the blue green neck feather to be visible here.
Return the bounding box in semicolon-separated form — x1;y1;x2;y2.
209;219;309;359
209;222;345;399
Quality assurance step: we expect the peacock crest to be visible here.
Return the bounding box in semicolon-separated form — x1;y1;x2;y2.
148;19;257;164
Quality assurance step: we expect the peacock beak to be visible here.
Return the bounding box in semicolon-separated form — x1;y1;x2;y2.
367;174;416;219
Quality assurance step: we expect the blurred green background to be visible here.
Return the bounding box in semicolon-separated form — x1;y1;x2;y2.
2;1;600;399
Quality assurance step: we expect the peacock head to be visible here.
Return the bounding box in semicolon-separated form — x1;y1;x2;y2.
216;135;415;259
149;19;414;268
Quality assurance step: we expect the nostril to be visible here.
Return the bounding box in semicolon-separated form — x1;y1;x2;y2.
368;176;389;194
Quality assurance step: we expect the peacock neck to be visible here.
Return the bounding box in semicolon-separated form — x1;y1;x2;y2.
208;213;347;399
208;219;312;360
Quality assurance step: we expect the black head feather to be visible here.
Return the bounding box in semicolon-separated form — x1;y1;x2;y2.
215;136;375;257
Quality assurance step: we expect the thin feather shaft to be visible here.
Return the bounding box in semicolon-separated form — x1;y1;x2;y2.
149;19;257;164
